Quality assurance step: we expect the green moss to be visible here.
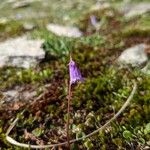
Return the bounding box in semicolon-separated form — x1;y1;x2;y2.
70;67;150;148
79;34;106;48
0;1;150;149
122;27;150;37
0;20;25;40
1;66;150;149
121;14;150;38
42;34;74;58
0;67;53;90
41;31;107;60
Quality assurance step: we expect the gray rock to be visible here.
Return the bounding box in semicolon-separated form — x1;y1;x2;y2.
47;24;82;38
3;90;18;98
0;36;45;68
0;17;9;25
1;89;37;103
118;44;148;67
120;2;150;18
12;1;30;9
6;0;17;3
1;90;19;104
22;91;37;100
23;22;36;30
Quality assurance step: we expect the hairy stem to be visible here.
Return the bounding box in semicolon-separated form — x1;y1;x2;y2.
67;83;71;150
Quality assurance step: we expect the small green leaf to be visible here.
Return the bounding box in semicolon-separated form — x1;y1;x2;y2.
0;128;2;133
138;138;145;144
71;143;78;150
32;128;43;137
84;139;94;150
123;130;133;140
76;132;86;139
144;123;150;134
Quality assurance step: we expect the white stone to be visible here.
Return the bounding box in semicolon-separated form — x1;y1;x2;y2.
3;90;18;97
0;36;45;68
2;89;37;103
23;22;36;30
120;2;150;18
118;44;148;67
12;1;30;9
0;17;9;24
47;24;82;38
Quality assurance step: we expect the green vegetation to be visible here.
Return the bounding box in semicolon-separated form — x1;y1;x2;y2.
0;67;53;90
0;0;150;149
121;13;150;38
1;67;150;149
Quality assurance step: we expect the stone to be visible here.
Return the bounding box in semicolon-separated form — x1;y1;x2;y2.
1;89;37;104
117;44;148;67
3;90;18;97
12;1;30;9
0;36;45;68
0;18;9;25
46;24;82;38
7;0;17;3
1;89;19;104
23;22;36;30
120;2;150;18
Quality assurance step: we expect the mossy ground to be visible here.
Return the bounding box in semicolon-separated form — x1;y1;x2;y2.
0;0;150;149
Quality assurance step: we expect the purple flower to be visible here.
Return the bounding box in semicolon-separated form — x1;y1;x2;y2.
69;59;83;85
90;15;97;27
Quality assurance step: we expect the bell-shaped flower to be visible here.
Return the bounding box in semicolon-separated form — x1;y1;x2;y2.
69;59;83;85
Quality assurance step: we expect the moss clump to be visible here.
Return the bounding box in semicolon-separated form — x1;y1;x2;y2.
0;21;25;41
0;66;150;149
121;13;150;38
0;67;53;90
42;33;74;58
122;27;150;38
70;67;150;149
0;3;150;149
41;31;107;61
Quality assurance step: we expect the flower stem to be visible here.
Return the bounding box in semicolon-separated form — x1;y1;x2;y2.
67;83;71;150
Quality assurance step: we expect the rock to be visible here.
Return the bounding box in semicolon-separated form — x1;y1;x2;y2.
1;89;37;104
23;22;36;30
120;2;150;18
3;90;18;98
1;89;19;104
117;44;148;67
0;18;9;25
46;24;82;38
0;36;45;68
12;1;30;9
22;91;37;100
7;0;17;3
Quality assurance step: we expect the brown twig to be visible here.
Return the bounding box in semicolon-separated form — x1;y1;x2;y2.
67;83;71;150
6;81;137;149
